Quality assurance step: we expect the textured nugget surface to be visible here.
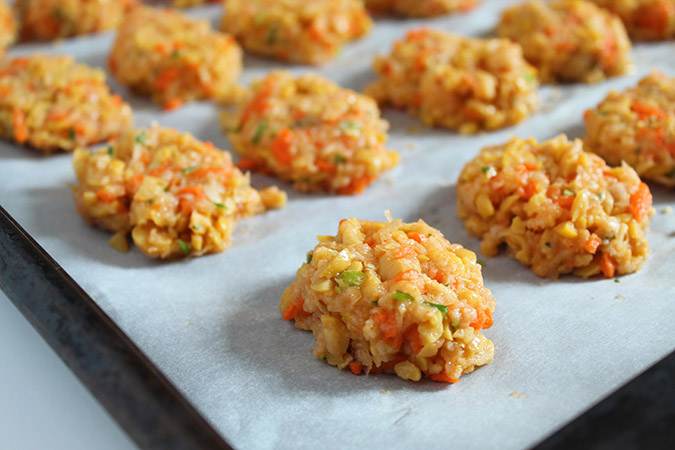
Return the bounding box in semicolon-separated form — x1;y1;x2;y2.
73;124;286;259
221;0;372;65
365;28;539;134
457;135;653;279
0;55;132;153
281;218;495;383
225;71;398;194
585;71;675;188
109;6;242;109
498;0;633;83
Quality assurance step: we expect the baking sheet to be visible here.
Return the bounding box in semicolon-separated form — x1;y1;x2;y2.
1;1;674;449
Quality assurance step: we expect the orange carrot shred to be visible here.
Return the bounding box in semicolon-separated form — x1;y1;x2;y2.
599;252;616;278
430;372;459;383
584;235;602;254
629;182;652;222
348;361;362;375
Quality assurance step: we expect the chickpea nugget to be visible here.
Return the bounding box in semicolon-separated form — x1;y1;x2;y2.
281;217;495;383
457;135;653;279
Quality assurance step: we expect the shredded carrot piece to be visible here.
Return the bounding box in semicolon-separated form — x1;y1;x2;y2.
629;182;652;222
584;235;602;254
348;361;362;375
393;245;416;259
430;372;459;383
599;252;616;278
406;325;423;354
364;236;376;248
631;100;667;121
315;159;336;174
12;109;28;144
272;128;294;165
126;174;144;193
96;189;117;203
188;167;229;180
470;308;489;331
407;232;425;243
163;97;183;111
237;157;261;171
283;296;305;321
337;176;373;195
393;269;418;283
177;186;205;198
372;310;397;339
149;161;171;177
155;68;180;91
522;180;539;200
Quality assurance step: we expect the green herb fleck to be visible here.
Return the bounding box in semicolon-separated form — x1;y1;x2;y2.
334;154;346;164
477;260;486;266
266;23;279;45
177;239;190;256
614;279;620;283
339;121;361;136
171;49;180;59
214;202;227;210
450;317;460;329
524;71;536;83
545;242;551;247
562;188;575;196
252;121;267;144
135;131;147;144
599;110;608;116
340;270;366;287
306;252;313;264
370;301;378;306
393;290;414;302
148;199;154;205
481;166;490;173
423;301;448;318
182;166;197;174
107;145;114;156
68;127;75;142
635;147;642;155
192;225;201;231
321;354;327;360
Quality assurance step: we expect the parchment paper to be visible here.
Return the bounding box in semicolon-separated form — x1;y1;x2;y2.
1;2;674;449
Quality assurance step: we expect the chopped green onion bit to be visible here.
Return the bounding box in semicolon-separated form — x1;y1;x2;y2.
481;166;490;173
562;188;575;196
135;131;147;144
423;301;448;317
177;239;190;256
251;121;268;144
306;252;313;264
182;166;197;174
214;202;227;210
393;290;414;302
340;270;366;287
107;145;114;156
334;154;346;164
69;127;76;141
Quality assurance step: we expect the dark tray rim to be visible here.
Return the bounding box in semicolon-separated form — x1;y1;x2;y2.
0;204;672;450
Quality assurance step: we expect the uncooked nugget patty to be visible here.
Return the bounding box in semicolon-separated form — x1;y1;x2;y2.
457;135;653;279
365;28;539;134
0;0;16;55
585;72;675;188
108;6;242;109
498;0;633;83
224;71;399;194
221;0;372;65
365;0;479;17
16;0;133;41
72;125;286;259
589;0;675;41
0;55;132;154
281;217;495;383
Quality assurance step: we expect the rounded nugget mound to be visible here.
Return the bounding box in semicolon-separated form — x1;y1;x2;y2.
588;0;675;41
225;71;399;194
0;0;16;55
365;28;539;134
498;0;633;84
365;0;479;17
457;135;653;279
0;55;132;154
281;217;495;383
108;6;242;109
16;0;134;41
585;71;675;188
73;124;286;259
221;0;372;66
